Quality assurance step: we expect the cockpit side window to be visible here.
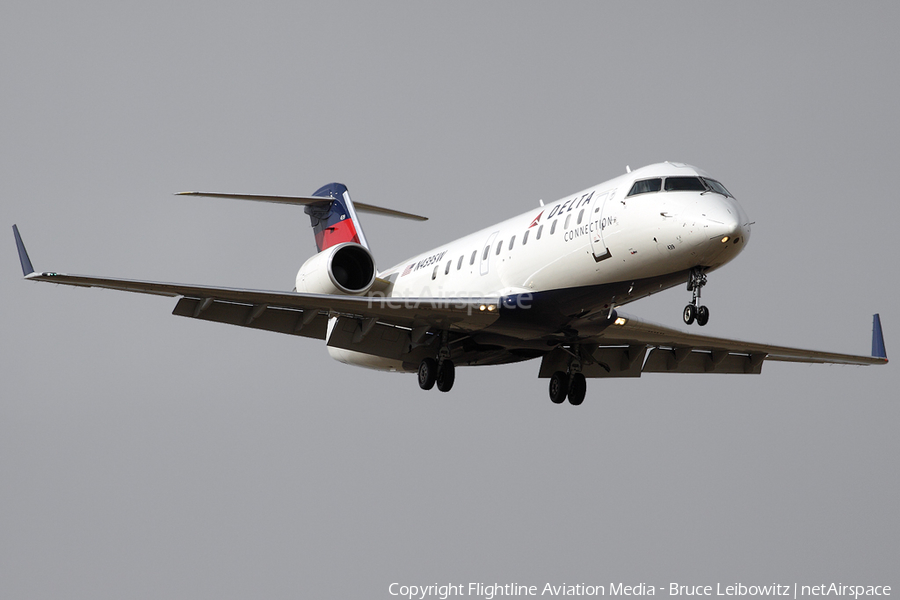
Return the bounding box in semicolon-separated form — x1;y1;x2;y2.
664;176;707;192
701;178;734;198
627;178;662;197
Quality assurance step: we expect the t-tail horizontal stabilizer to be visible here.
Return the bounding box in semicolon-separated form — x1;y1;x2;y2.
175;191;427;221
872;314;888;361
12;224;35;276
176;187;428;253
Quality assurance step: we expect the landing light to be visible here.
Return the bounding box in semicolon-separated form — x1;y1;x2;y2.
479;304;487;312
487;304;496;312
721;236;730;243
614;317;627;326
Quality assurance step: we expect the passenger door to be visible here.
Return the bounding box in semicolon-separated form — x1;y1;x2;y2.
589;190;613;262
480;231;499;276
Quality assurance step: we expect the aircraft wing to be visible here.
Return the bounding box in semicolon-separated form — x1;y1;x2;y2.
13;226;499;340
19;271;502;335
13;225;888;372
550;310;887;378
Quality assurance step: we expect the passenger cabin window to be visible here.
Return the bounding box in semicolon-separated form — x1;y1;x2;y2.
627;178;662;196
509;235;516;250
577;209;584;225
664;176;706;192
445;261;451;275
536;225;543;240
550;220;557;235
470;250;477;265
483;246;490;260
564;214;571;229
495;241;502;255
457;255;463;270
432;265;438;280
523;230;529;244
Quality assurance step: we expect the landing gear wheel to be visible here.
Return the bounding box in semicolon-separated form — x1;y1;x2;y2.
684;267;709;326
696;305;710;326
567;373;586;406
436;360;455;392
549;371;568;404
418;358;437;390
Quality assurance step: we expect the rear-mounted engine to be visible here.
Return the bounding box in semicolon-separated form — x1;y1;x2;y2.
295;242;376;295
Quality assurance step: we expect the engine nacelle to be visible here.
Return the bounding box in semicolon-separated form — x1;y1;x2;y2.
295;242;376;296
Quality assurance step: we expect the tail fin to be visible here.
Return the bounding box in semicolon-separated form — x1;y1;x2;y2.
307;183;368;252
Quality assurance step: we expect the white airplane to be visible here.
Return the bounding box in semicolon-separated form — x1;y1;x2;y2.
13;162;888;405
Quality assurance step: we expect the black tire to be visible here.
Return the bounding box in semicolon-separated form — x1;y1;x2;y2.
418;358;437;390
436;360;455;392
568;373;586;406
549;371;568;404
683;304;696;325
696;305;710;326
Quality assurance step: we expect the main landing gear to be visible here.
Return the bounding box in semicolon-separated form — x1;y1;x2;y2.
417;331;456;393
418;357;455;392
548;370;587;406
547;345;589;406
683;267;710;327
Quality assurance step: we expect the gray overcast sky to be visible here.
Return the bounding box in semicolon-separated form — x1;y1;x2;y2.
2;2;898;599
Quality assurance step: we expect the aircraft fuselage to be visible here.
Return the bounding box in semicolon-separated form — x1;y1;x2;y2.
380;162;750;323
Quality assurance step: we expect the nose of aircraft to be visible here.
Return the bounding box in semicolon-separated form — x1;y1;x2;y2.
688;199;735;239
688;196;750;264
706;205;742;240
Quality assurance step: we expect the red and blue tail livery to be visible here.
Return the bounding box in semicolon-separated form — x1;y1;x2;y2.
307;183;368;252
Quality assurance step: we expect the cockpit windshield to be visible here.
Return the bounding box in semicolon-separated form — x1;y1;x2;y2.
701;178;734;198
627;175;735;198
626;178;662;196
664;177;706;192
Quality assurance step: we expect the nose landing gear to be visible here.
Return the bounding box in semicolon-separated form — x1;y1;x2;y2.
683;267;710;326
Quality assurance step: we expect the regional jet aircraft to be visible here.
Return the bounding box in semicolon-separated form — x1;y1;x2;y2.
13;162;888;405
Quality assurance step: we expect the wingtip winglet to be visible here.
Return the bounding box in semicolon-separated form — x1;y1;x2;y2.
12;224;35;276
872;313;887;362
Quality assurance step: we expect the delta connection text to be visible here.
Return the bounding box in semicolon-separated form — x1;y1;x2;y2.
387;583;891;600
